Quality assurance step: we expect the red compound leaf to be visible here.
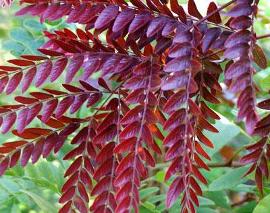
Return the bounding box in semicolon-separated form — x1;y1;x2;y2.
224;0;258;135
241;137;269;195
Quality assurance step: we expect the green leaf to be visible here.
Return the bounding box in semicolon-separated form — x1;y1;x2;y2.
234;201;256;213
254;67;270;92
0;27;7;38
232;183;256;193
204;114;250;157
0;176;32;205
10;204;21;213
204;191;230;209
10;28;34;43
253;194;270;213
0;177;20;193
208;166;249;191
140;187;159;200
28;38;44;55
0;200;22;213
199;196;215;206
154;170;165;183
197;208;218;213
148;194;166;204
45;19;63;26
23;19;44;33
20;190;56;213
140;201;159;212
24;161;62;193
2;40;25;56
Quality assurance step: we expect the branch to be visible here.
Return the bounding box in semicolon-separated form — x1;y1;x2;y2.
208;146;245;168
194;0;236;26
154;161;244;169
257;33;270;40
231;194;257;207
207;161;244;168
201;48;225;60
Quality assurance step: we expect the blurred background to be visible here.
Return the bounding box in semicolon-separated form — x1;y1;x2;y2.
0;0;270;213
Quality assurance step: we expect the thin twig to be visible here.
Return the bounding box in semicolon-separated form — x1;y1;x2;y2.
201;48;225;60
257;33;270;40
194;0;236;27
231;194;256;207
207;161;244;168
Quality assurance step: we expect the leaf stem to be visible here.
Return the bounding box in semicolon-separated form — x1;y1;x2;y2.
231;193;256;207
257;33;270;40
201;48;225;60
194;0;236;26
207;146;245;168
207;161;244;168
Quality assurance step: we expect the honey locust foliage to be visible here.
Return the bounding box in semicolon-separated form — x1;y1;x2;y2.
0;0;269;212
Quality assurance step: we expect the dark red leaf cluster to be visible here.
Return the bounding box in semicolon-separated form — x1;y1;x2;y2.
162;21;222;212
224;0;259;134
241;96;270;195
240;137;270;195
0;118;84;175
0;81;104;134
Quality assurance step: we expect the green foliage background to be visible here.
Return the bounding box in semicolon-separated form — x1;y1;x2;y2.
0;1;270;212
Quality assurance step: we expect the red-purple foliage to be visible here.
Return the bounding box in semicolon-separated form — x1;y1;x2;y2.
0;0;269;212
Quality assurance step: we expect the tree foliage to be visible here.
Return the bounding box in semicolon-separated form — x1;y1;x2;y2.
0;0;270;213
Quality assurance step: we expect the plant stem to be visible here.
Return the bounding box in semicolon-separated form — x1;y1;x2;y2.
257;33;270;40
201;48;225;60
154;161;244;169
194;0;236;26
207;146;245;168
231;194;256;207
207;161;244;168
